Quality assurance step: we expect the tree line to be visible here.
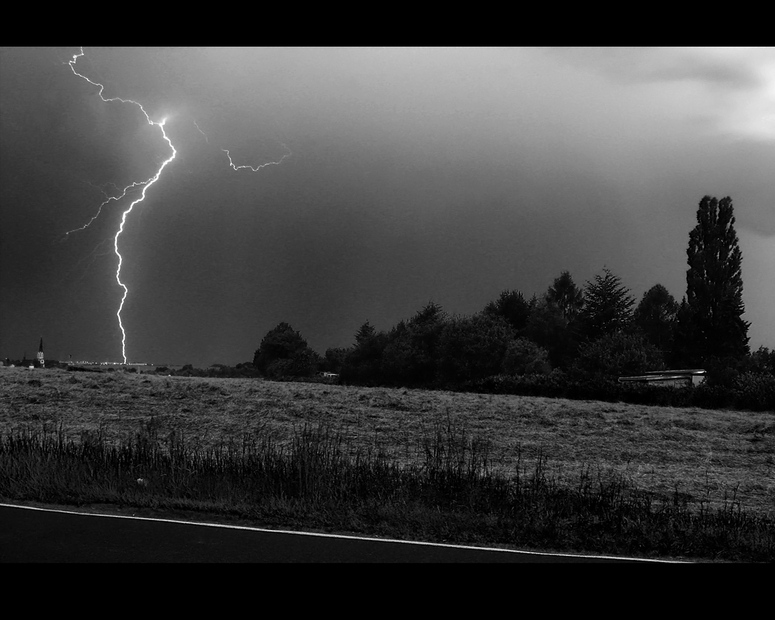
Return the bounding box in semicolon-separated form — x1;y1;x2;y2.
202;196;774;410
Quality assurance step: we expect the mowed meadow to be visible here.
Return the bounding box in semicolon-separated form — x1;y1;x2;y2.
1;366;774;560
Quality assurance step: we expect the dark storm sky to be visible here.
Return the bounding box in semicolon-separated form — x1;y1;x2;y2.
1;47;774;366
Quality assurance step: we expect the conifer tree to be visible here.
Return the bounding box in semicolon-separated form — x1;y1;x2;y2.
341;321;387;385
579;267;635;340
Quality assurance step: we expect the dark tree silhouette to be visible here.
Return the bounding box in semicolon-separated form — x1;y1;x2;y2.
322;347;349;373
545;271;585;323
524;297;572;368
634;284;678;357
437;313;515;384
501;337;552;375
572;331;665;378
354;321;377;346
341;321;388;385
579;267;635;340
377;302;449;387
679;195;750;364
482;289;531;334
253;322;320;377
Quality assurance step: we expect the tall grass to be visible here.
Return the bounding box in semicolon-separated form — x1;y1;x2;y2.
1;419;772;562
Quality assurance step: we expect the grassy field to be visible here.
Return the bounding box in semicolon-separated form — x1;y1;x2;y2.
1;366;773;560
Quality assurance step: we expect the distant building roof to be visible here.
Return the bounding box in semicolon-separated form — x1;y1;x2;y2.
618;369;706;387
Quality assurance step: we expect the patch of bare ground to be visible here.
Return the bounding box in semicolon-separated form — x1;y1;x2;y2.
2;367;773;516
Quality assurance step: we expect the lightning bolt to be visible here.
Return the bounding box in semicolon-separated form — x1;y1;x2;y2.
63;48;292;366
66;47;177;364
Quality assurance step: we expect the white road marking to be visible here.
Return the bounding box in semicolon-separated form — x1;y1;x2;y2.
0;502;689;562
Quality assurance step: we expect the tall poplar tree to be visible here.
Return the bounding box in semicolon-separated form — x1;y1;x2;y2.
681;195;749;364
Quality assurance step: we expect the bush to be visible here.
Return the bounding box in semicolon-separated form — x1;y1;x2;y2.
437;314;515;385
573;331;665;378
704;357;742;389
744;346;775;376
564;374;623;402
501;338;552;376
732;372;775;412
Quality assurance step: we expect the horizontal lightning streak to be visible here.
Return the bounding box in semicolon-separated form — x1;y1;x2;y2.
222;143;292;172
191;118;292;171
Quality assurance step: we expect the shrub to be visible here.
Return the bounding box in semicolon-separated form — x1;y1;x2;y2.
704;357;742;389
732;372;775;412
564;374;623;402
689;383;735;410
436;314;515;385
573;331;665;378
501;338;552;376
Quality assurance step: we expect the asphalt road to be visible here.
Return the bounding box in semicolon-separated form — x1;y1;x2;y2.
0;503;674;563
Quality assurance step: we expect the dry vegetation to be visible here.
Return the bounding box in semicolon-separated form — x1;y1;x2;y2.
2;366;773;518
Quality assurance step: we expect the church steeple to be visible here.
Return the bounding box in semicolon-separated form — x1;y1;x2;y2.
37;337;45;368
